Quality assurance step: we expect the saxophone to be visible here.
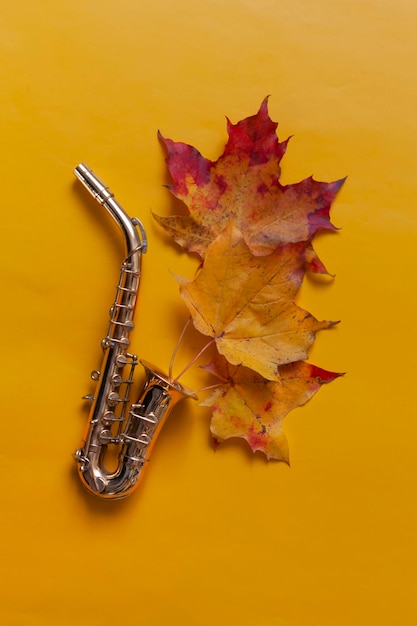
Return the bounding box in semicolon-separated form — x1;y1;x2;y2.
73;164;195;499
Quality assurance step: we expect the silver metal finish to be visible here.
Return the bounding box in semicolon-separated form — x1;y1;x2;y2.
73;164;195;499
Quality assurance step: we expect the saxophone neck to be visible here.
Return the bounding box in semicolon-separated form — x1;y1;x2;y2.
74;163;147;258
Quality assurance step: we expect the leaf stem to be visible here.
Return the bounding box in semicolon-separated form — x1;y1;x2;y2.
169;316;192;382
172;338;215;384
193;382;224;395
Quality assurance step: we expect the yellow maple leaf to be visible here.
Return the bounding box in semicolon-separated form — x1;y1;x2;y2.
201;356;342;461
177;222;335;381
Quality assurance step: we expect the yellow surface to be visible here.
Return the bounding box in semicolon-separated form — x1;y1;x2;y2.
1;1;416;624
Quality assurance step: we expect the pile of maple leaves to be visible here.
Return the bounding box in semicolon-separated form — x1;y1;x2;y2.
155;99;343;462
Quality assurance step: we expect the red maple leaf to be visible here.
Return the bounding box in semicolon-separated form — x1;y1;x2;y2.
155;98;344;265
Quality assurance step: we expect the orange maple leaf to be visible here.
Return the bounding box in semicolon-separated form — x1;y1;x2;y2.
176;222;334;381
201;355;342;461
155;98;344;263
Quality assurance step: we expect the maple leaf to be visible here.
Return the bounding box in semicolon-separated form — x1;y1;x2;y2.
155;98;344;260
201;355;342;461
176;222;334;381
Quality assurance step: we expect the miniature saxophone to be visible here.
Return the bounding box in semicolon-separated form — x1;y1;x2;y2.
73;164;195;499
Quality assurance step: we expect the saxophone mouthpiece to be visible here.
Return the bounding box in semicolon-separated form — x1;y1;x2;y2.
74;163;114;205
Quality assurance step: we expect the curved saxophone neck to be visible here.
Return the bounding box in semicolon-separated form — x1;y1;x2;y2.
74;163;147;257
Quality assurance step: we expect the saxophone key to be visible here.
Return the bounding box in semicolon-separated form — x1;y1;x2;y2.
107;391;121;406
111;374;123;386
102;411;124;426
123;432;151;448
98;429;119;445
115;353;138;366
129;404;158;425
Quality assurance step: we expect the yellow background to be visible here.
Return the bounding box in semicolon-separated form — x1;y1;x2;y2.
1;1;416;624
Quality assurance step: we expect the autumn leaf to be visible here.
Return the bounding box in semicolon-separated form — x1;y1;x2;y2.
201;355;342;461
305;243;331;275
155;98;344;260
176;222;335;381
